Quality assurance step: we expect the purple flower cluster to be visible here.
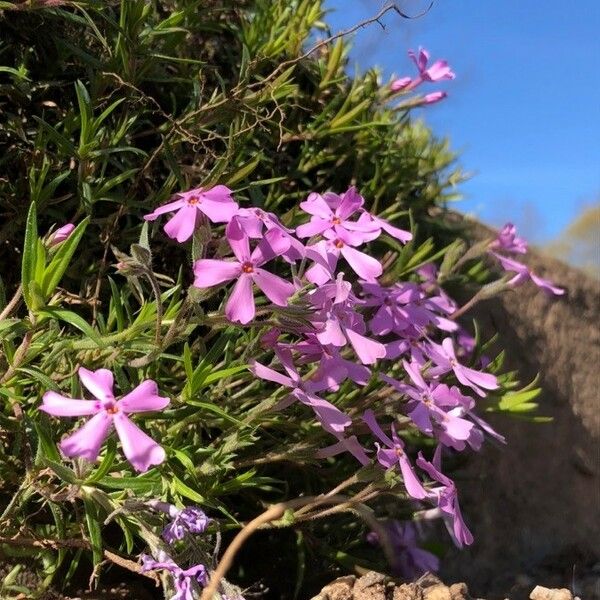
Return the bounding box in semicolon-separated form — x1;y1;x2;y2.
391;47;455;106
141;503;216;600
490;223;564;296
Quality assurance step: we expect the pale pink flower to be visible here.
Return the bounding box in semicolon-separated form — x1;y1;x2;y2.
40;367;169;472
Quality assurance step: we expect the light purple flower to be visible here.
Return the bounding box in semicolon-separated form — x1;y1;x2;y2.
141;553;207;600
426;338;499;397
251;347;351;435
316;434;371;466
193;219;295;324
421;91;448;105
492;252;565;296
382;361;474;449
490;223;528;254
144;185;238;243
296;188;379;246
408;47;455;85
390;76;413;92
416;449;473;547
48;223;75;247
367;520;440;578
309;278;386;365
40;367;169;472
362;409;427;500
305;233;383;284
233;208;304;262
154;505;210;544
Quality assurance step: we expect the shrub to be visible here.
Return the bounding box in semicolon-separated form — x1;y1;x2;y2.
0;1;562;599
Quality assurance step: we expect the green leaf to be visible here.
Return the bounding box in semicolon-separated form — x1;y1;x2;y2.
83;498;103;568
21;202;39;311
171;475;206;504
42;458;79;485
38;307;104;347
41;218;89;299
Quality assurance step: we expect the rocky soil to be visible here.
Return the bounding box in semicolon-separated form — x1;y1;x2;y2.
310;572;593;600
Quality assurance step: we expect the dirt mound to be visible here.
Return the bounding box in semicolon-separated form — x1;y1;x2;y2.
439;217;600;599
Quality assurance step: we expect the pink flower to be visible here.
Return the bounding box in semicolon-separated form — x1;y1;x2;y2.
296;188;379;246
416;448;473;547
421;91;447;105
492;252;564;296
426;338;499;398
48;223;75;247
193;219;295;324
363;409;427;500
390;77;413;92
144;185;238;243
39;367;169;472
490;223;528;254
251;347;351;435
408;47;455;86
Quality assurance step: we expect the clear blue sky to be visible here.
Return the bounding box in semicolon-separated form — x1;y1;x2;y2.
325;0;600;243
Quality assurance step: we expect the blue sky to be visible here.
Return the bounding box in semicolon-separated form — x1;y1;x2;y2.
325;0;600;243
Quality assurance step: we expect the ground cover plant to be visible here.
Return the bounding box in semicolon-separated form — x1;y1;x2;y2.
0;1;563;599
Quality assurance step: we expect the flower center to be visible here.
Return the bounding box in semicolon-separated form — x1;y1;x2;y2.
104;401;119;414
242;261;254;274
331;217;341;225
187;195;201;205
394;446;404;458
334;239;344;249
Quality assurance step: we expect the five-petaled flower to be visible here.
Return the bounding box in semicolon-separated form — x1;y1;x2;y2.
144;185;238;243
40;367;169;472
193;218;295;324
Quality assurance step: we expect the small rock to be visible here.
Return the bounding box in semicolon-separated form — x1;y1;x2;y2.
393;583;424;600
529;586;573;600
311;575;356;600
423;584;452;600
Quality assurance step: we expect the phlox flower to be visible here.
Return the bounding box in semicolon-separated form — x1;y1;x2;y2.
420;91;448;105
233;208;305;262
193;219;295;324
316;434;371;466
426;338;499;397
305;231;383;284
408;47;455;86
251;347;351;435
48;223;75;247
147;502;210;543
40;367;169;472
390;76;413;92
381;361;474;449
416;448;473;547
492;252;565;296
144;185;238;243
362;409;427;500
309;277;386;365
490;222;528;254
296;188;380;245
141;553;208;600
355;211;413;244
367;520;440;579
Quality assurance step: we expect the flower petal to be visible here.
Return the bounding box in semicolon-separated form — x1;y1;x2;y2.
299;193;333;218
250;361;294;388
193;259;241;288
113;413;166;472
118;380;170;413
226;219;250;262
41;391;100;416
144;199;186;221
251;228;291;265
340;245;382;281
345;328;386;365
225;274;255;324
79;367;114;401
163;204;199;243
296;218;331;239
252;268;294;306
59;411;113;462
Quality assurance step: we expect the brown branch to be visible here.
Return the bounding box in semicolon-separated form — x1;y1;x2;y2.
0;535;159;584
0;284;23;320
200;494;392;600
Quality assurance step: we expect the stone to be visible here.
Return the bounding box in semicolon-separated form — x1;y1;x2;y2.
529;586;574;600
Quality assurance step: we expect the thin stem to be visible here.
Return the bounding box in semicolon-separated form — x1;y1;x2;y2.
0;284;23;321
